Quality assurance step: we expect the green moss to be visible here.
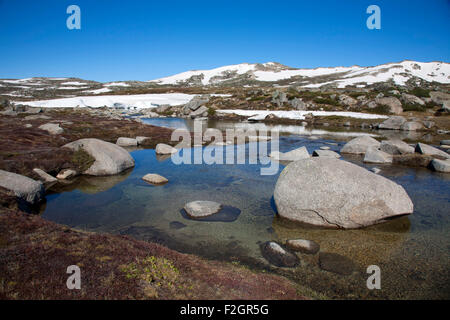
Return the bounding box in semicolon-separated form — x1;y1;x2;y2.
366;104;392;115
402;103;426;112
121;256;180;290
71;149;95;172
207;107;216;116
409;87;430;98
313;97;340;106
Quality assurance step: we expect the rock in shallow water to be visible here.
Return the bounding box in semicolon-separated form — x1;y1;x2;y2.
63;138;135;176
269;146;309;161
380;139;415;155
116;137;138;147
286;239;320;254
274;158;414;229
184;201;222;219
155;143;177;155
363;147;393;164
415;143;450;159
319;252;356;275
260;241;299;268
429;159;450;173
142;173;168;185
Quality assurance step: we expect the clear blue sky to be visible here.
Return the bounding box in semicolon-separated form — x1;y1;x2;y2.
0;0;449;82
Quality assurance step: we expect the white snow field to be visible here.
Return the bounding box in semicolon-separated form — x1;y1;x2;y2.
14;93;197;109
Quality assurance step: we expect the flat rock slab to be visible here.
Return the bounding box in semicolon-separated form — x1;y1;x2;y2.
363;147;393;164
142;173;168;185
319;252;356;275
38;123;63;135
260;241;299;268
184;201;222;219
181;205;241;222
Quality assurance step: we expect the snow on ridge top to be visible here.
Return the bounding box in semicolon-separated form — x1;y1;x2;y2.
148;60;449;86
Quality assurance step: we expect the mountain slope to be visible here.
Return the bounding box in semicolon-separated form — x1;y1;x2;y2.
149;61;450;88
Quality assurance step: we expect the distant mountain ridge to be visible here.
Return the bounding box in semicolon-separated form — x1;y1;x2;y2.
148;60;450;88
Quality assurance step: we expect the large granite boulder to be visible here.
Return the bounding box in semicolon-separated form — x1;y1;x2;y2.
363;147;393;164
429;91;450;105
274;158;414;229
401;93;425;106
340;136;380;154
0;170;45;205
429;159;450;173
62;138;135;176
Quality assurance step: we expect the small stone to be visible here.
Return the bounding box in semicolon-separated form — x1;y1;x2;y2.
142;173;168;185
286;239;320;254
320;146;330;150
136;136;151;145
38;123;64;135
33;168;57;186
56;169;77;180
371;167;381;174
155;143;177;155
261;241;299;268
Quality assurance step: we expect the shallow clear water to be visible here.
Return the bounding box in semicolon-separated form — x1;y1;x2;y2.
42;118;450;299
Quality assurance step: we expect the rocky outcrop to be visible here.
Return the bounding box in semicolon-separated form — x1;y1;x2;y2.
38;123;64;135
289;98;306;110
62;138;135;176
0;170;45;205
189;106;208;119
363;147;393;163
401;93;425;106
378;116;406;130
429;91;450;105
338;94;357;106
380;140;414;155
429;159;450;173
184;95;209;114
415;143;450;159
340;136;380;154
274;158;414;229
375;97;403;114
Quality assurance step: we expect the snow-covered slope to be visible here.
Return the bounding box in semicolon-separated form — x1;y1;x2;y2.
149;61;450;88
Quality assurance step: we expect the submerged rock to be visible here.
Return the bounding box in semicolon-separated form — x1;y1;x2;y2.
286;239;320;254
63;138;135;176
260;241;299;268
184;201;222;219
319;252;356;275
0;170;45;205
340;136;380;155
274;158;414;229
33;168;58;187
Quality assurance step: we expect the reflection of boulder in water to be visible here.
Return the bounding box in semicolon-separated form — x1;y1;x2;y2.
180;205;241;222
156;153;172;162
49;169;132;194
272;215;410;267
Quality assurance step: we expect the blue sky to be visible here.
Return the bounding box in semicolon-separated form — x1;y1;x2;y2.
0;0;449;82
